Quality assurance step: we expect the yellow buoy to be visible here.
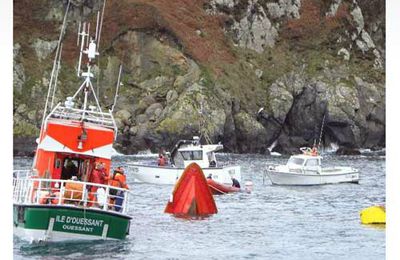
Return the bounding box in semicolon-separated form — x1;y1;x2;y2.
360;205;386;224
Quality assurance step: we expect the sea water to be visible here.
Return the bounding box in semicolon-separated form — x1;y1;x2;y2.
13;153;385;259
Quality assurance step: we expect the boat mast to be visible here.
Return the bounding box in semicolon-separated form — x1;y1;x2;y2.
317;113;326;149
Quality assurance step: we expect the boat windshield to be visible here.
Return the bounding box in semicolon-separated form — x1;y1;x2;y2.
180;150;203;160
287;157;304;166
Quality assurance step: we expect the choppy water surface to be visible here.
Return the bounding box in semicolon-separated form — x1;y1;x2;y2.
14;153;385;259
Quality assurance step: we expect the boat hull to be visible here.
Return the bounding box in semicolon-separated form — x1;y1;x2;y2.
130;164;241;185
165;163;217;216
13;204;131;242
266;170;359;185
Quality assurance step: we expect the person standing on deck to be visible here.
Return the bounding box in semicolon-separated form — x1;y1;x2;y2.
88;162;107;207
111;167;129;212
158;154;166;166
61;159;77;180
89;162;106;189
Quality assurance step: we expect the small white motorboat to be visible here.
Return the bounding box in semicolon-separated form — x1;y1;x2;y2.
129;136;241;185
265;147;359;185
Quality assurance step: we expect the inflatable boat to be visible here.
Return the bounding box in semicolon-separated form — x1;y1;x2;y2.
207;179;240;195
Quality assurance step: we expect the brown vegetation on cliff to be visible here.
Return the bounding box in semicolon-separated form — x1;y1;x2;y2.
102;0;235;66
282;0;351;47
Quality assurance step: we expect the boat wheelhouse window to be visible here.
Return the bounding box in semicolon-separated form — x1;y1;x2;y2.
287;157;304;166
180;151;203;160
192;151;202;160
180;151;192;160
305;159;319;166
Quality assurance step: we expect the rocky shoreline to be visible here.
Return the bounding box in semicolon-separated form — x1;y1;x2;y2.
13;0;385;156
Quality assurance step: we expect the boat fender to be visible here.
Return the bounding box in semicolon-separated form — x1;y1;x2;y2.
97;188;106;207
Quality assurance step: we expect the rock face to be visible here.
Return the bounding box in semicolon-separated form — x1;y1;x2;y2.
13;0;385;155
231;2;278;53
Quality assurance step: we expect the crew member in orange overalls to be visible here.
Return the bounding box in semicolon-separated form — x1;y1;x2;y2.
109;167;129;211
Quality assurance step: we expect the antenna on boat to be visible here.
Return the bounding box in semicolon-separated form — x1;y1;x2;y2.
77;21;81;46
77;22;89;77
111;64;123;112
86;22;91;46
97;0;107;52
95;0;107;98
95;11;100;41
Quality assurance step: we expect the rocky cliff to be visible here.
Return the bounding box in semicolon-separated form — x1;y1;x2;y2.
13;0;385;155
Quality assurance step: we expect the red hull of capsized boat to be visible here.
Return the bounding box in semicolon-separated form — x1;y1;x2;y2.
207;179;240;195
165;163;218;216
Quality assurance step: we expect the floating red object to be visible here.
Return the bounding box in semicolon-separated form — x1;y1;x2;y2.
165;163;218;216
207;179;240;195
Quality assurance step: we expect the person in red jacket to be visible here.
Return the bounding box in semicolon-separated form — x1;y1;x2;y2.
89;162;106;190
87;162;107;207
158;154;166;166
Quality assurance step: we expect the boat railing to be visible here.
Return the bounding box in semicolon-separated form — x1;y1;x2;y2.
13;176;130;215
13;169;35;180
47;104;117;131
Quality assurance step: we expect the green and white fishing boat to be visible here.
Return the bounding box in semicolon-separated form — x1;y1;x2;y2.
13;1;131;242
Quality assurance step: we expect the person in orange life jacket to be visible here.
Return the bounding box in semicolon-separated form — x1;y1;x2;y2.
109;167;129;212
158;154;166;166
109;167;129;189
